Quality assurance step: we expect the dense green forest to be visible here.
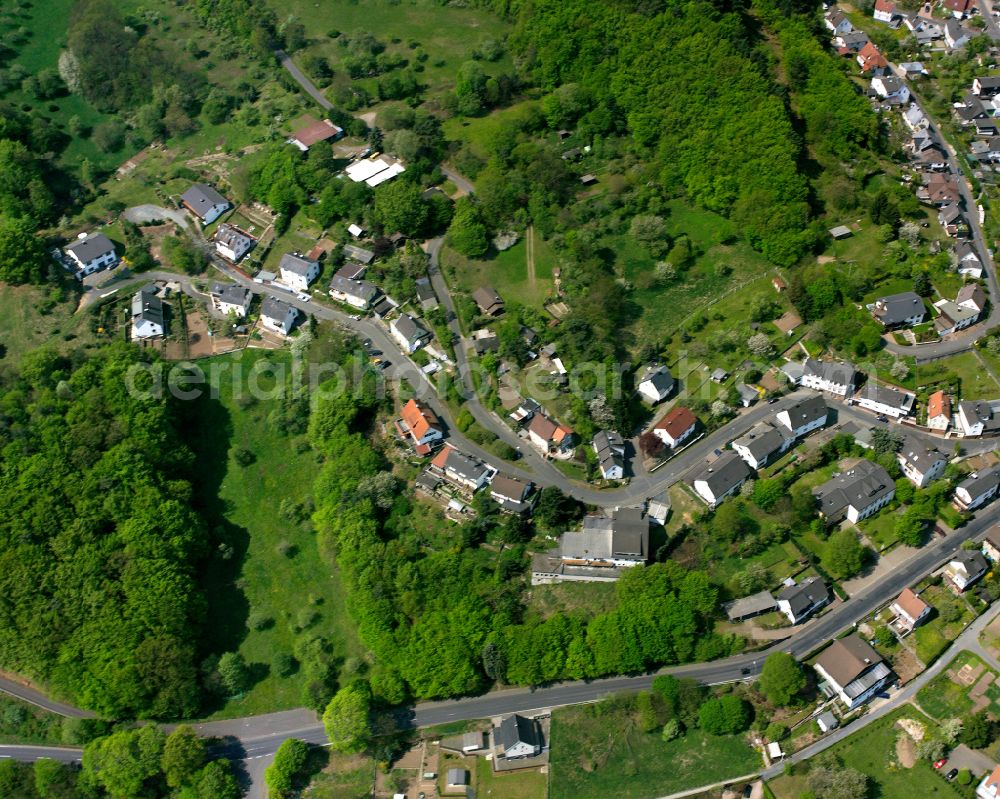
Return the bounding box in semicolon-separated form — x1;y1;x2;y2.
0;345;210;718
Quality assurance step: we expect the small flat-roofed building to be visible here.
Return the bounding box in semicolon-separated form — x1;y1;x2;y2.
724;590;777;622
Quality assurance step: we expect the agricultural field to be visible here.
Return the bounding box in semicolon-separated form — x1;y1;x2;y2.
184;346;365;718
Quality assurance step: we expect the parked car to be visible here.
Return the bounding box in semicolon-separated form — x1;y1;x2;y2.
297;292;310;302
946;768;958;781
876;414;889;422
933;758;947;769
742;785;753;798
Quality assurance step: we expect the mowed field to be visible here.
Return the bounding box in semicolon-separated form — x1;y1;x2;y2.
186;348;365;718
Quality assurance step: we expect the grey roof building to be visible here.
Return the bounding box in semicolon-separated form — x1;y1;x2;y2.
560;507;650;565
180;183;229;220
495;714;543;759
65;232;115;264
777;577;830;624
724;590;778;622
692;451;753;506
732;422;790;468
278;252;319;277
328;274;380;304
415;276;438;309
870;291;926;327
814;460;894;523
343;243;375;264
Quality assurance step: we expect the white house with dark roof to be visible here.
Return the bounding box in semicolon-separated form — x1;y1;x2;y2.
870;291;926;329
430;444;496;491
214;223;254;262
732;422;793;470
775;395;828;438
131;286;165;339
801;359;857;397
329;275;381;309
956;241;984;278
853;383;915;419
815;634;894;710
211;283;252;318
897;437;947;488
871;75;909;104
390;314;431;353
181;183;230;224
692;451;752;507
946;550;989;591
278;253;321;292
958;399;1000;436
825;8;853;33
493;714;543;761
637;365;675;404
954;469;1000;512
814;460;895;524
593;430;625;480
260;296;299;336
777;577;830;624
64;232;118;276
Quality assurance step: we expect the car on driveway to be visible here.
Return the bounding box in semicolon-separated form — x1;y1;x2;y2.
946;768;958;781
933;758;946;769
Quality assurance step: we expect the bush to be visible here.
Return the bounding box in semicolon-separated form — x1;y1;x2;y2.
765;722;788;742
698;695;751;735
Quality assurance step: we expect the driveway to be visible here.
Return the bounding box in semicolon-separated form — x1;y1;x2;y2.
123;204;191;230
942;743;995;777
275;49;332;110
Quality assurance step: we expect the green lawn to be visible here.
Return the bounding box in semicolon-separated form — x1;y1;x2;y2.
443;100;543;160
549;699;760;799
767;708;964;799
303;751;373;799
0;283;101;365
185;348;365;718
917;351;1000;401
443;232;556;313
858;507;901;552
916;650;987;719
527;581;619;622
476;763;548;799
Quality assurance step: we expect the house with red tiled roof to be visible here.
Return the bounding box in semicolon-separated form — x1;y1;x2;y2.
289;117;344;151
857;42;889;75
889;588;930;633
978;765;1000;799
944;0;972;18
652;406;698;448
527;412;574;455
874;0;897;23
926;390;951;431
395;398;443;454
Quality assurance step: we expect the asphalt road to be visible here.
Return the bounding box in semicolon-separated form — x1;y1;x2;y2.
883;68;1000;361
0;745;83;764
275;50;332;110
0;674;93;719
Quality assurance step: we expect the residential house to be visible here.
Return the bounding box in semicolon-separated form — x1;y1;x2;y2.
336;262;367;280
181;183;230;224
870;291;926;328
946;550;989;591
836;30;871;51
825;8;854;33
873;0;897;22
956;241;985;278
509;397;541;424
777;577;830;625
974;77;1000;97
958;399;1000;436
945;0;973;17
772;276;788;292
816;712;840;733
430;444;496;491
977;118;1000;138
736;383;761;407
934;297;981;335
493;715;543;761
490;474;533;514
914;144;949;173
903;104;929;132
781;361;805;385
911;17;945;44
472;286;505;316
593;430;626;480
957;283;987;313
775;395;828;438
653;406;698;448
472;329;499;355
396;398;443;454
871;75;910;104
527;412;574;455
814;460;895;523
920;174;961;206
692;451;753;507
278;253;321;292
210;283;252;318
328;275;381;309
945;19;970;49
977;766;1000;799
890;588;931;633
956;96;988;124
983;530;1000;562
214;223;254;262
344;154;406;187
926;390;952;431
732;422;793;470
897;437;947;488
898;61;926;78
814;635;895;710
938;203;965;236
637;365;675;404
532;507;651;584
801;358;857;396
343;244;375;265
390;314;432;353
445;769;469;792
954;469;1000;512
130;287;165;339
857;42;889;74
288;118;343;151
853;383;916;419
415;277;438;310
259;296;299;336
64;232;118;276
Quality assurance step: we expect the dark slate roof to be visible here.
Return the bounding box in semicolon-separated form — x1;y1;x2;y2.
329;274;380;302
181;183;229;217
782;395;828;428
814;460;894;518
873;291;924;325
211;283;250;306
443;448;491;481
958;469;1000;499
954;549;988;575
496;715;541;753
803;358;857;388
393;314;430;345
278;252;319;277
898;436;945;474
640;365;674;394
65;232;115;262
778;577;829;618
261;295;296;322
733;422;788;461
131;286;163;325
695;451;752;496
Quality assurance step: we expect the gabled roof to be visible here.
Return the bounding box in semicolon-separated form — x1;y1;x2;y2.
496;715;541;753
431;445;491;482
66;232;115;262
898;435;945;473
491;474;530;502
872;291;924;325
329;274;380;302
856;382;915;410
566;507;650;560
639;365;674;393
214;223;253;250
958;468;1000;499
401;398;440;440
392;314;430;345
181;183;229;217
528;412;573;443
472;286;505;313
927;390;951;420
815;634;887;694
803;358;857;387
778;577;829;618
858;42;888;70
733;422;788;461
261;295;296;323
814;460;894;517
131;286;163;326
957;283;986;310
211;282;250;307
291;117;342;147
343;244;375;264
874;0;895;11
655;406;698;439
593;429;625;454
960;399;994;424
953;549;988;575
781;395;828;428
278;252;319;277
894;587;928;619
694;451;752;495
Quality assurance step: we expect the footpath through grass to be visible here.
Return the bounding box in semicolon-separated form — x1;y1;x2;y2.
549;699;759;799
188;348;364;718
